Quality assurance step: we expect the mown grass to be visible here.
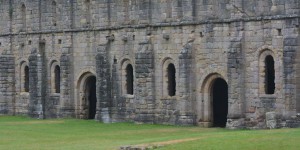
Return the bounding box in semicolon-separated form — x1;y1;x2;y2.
0;116;299;150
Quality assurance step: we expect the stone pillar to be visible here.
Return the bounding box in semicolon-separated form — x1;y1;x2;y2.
28;43;47;119
111;56;121;121
296;32;300;114
182;0;194;21
134;36;155;123
226;21;245;128
59;47;74;117
137;0;152;24
0;50;15;114
177;41;195;125
284;18;299;115
173;0;183;20
95;43;112;123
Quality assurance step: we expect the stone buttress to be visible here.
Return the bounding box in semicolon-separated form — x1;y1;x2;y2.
0;50;15;115
28;43;47;119
95;43;113;123
134;35;156;123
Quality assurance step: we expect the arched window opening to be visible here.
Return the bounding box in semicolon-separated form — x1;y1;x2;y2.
21;4;26;31
54;65;60;93
265;55;275;94
167;0;172;18
52;1;57;26
84;0;91;25
124;0;129;21
126;64;134;95
177;1;183;18
167;63;176;96
24;66;29;92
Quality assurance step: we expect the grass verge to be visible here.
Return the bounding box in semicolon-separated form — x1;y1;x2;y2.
0;116;299;150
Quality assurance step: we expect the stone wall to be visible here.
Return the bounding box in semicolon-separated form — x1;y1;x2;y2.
0;0;299;129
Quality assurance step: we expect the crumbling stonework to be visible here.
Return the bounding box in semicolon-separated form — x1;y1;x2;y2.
0;0;300;129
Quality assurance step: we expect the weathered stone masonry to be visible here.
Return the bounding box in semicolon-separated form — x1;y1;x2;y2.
0;0;300;129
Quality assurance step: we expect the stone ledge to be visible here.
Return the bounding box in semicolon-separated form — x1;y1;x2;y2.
0;15;299;37
198;121;212;127
266;112;300;129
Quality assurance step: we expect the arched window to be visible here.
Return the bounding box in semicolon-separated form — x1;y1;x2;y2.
162;59;176;97
167;63;176;96
126;64;134;95
176;1;183;19
24;66;29;92
121;60;134;96
54;65;60;93
84;0;91;25
265;55;275;94
21;4;26;31
259;49;277;95
52;1;57;26
50;61;60;94
166;0;172;18
124;0;129;22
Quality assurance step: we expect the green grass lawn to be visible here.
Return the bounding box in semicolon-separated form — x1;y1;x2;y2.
0;116;299;150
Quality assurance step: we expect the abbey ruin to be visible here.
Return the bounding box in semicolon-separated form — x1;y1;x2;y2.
0;0;300;129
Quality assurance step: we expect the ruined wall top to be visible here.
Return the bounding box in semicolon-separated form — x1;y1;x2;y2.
0;0;299;34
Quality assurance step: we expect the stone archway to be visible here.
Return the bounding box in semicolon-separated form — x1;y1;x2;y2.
197;73;228;128
77;72;97;119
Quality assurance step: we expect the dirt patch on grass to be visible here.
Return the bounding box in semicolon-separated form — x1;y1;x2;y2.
4;120;64;125
138;137;202;146
121;137;204;150
121;134;227;150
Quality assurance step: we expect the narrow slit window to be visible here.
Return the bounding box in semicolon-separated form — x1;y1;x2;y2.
52;1;57;26
126;64;134;95
177;1;183;18
21;4;26;31
167;63;176;96
167;0;172;18
124;0;129;21
24;66;29;92
85;0;91;25
265;55;275;94
54;65;60;93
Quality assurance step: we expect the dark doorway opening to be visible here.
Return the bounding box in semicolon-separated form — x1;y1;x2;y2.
265;55;275;94
212;78;228;127
85;76;97;119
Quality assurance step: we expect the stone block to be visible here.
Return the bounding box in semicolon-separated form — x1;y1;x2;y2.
266;112;279;129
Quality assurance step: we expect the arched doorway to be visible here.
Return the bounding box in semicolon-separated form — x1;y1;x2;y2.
211;78;228;127
84;76;97;119
77;73;97;120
